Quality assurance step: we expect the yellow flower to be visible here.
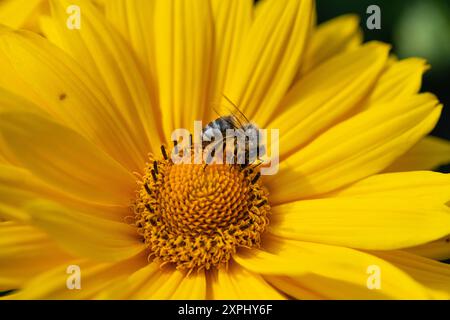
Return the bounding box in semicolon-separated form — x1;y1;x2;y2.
0;0;450;299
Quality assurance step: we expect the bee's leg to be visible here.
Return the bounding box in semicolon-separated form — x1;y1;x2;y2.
173;140;178;154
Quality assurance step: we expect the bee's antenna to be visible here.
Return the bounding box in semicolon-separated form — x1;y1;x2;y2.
222;94;251;125
223;94;237;109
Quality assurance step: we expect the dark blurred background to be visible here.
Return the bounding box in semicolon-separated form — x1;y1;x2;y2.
315;0;450;141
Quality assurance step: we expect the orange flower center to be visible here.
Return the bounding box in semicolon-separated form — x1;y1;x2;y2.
133;147;270;271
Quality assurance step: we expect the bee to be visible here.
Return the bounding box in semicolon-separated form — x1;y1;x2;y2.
202;96;266;166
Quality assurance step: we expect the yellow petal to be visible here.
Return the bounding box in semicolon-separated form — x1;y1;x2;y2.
0;204;28;223
153;0;214;138
43;0;162;167
0;162;130;223
224;0;314;126
0;165;34;221
103;0;158;102
170;271;207;300
299;14;362;75
0;110;135;206
0;221;71;290
234;247;313;275
405;237;450;261
330;171;450;205
208;0;253;112
0;0;43;29
208;262;286;299
239;236;431;299
262;277;324;299
384;136;450;172
0;27;147;171
96;263;203;299
94;263;160;299
367;58;429;106
373;251;450;299
0;88;44;168
269;42;389;158
24;200;144;262
0;86;45;115
8;252;147;299
0;47;49;112
0;96;132;221
267;93;442;203
135;270;186;299
0;90;131;220
269;196;450;250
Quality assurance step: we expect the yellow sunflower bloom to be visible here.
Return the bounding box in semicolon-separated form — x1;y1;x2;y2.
0;0;450;300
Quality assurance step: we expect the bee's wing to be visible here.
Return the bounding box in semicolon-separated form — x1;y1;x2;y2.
205;95;255;157
212;95;251;130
